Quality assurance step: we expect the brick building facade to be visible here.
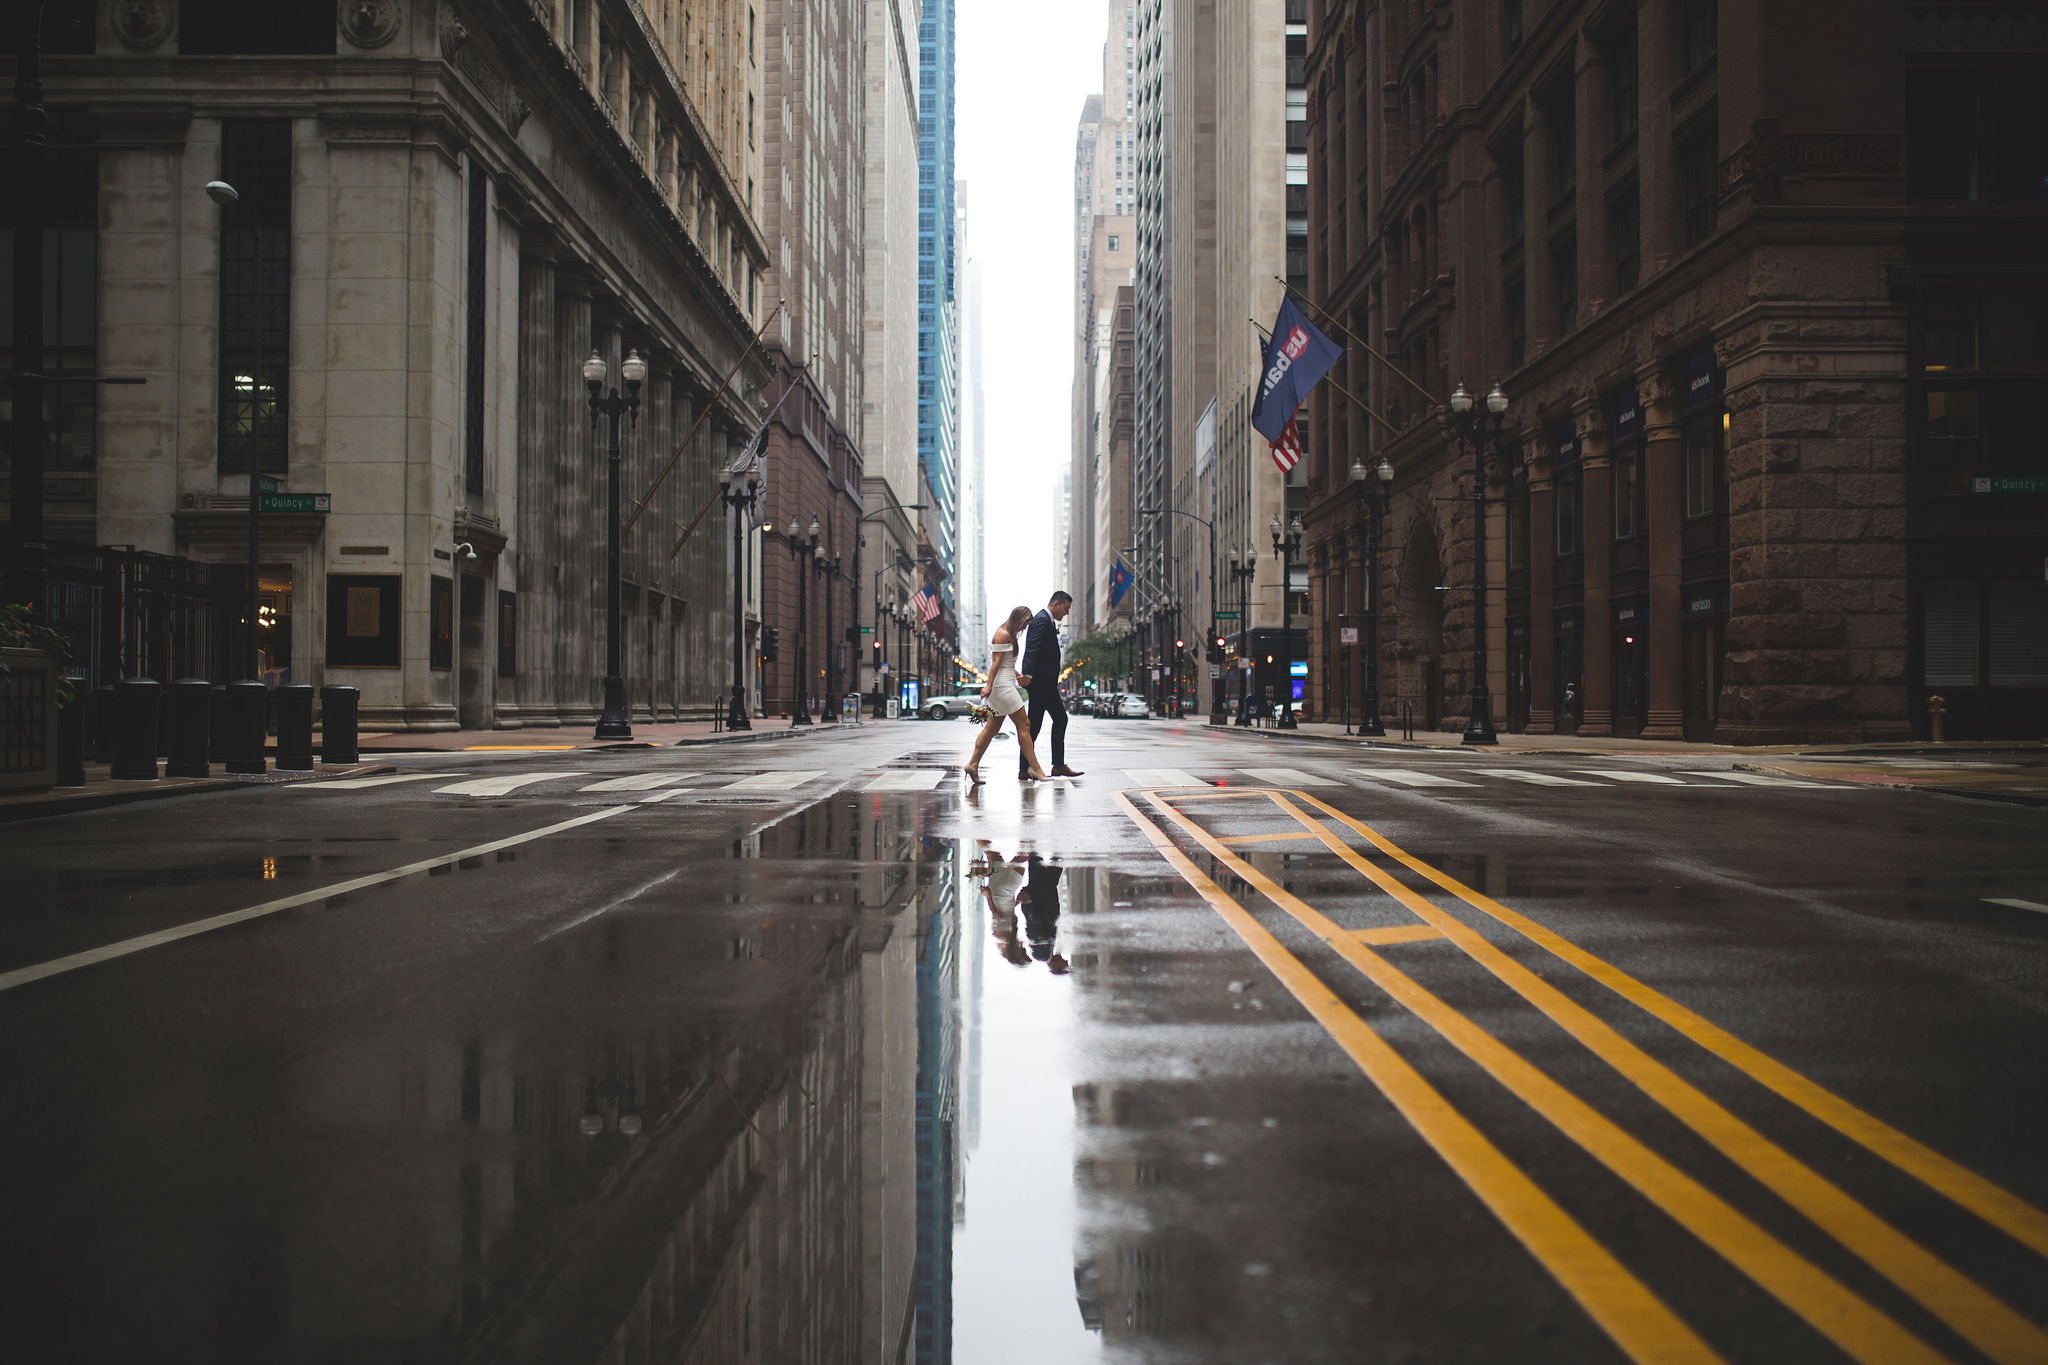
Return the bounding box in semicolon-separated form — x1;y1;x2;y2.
1301;0;2047;743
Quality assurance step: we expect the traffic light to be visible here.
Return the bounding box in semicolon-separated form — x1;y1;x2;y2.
762;626;780;661
1175;638;1185;650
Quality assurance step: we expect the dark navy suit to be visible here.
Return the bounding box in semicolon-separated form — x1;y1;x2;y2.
1018;608;1067;776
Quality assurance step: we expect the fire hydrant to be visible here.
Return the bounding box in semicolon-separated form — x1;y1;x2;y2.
1927;694;1946;744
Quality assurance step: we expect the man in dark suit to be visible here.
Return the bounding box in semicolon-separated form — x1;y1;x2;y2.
1017;591;1085;779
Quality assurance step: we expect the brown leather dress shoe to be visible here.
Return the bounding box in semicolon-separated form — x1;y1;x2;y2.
1050;765;1085;777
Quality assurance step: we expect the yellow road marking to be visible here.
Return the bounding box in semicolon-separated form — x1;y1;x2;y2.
1263;793;2047;1365
1293;790;2048;1262
462;744;576;751
1150;792;1949;1365
1353;924;1446;945
1220;831;1323;845
1112;791;1725;1365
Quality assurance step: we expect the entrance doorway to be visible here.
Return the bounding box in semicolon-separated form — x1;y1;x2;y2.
1555;630;1583;734
257;568;294;687
1613;626;1646;738
1684;618;1724;742
1506;633;1530;733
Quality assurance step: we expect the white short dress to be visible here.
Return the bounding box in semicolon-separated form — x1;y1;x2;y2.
987;641;1027;715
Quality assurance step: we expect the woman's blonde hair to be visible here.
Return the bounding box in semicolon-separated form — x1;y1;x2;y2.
1004;605;1033;636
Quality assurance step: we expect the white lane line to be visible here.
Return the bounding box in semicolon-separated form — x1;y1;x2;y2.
292;773;450;791
0;807;630;994
579;772;694;792
435;772;589;797
1240;767;1344;787
1123;768;1209;787
863;769;947;792
719;769;829;791
1470;769;1602;787
1679;770;1832;789
1353;768;1478;788
1984;898;2048;915
1574;770;1687;785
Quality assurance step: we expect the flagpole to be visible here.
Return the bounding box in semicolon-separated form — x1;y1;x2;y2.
1250;319;1398;434
668;357;809;561
623;299;785;539
1270;276;1438;407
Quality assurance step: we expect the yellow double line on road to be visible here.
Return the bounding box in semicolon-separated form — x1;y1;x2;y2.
1115;786;2048;1365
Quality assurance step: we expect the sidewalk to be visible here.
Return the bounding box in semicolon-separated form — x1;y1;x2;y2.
356;713;895;753
0;760;388;823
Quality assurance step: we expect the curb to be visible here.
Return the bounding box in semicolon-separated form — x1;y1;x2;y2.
0;762;393;824
1742;761;2048;808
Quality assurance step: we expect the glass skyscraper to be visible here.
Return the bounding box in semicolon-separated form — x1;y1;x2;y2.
918;0;959;582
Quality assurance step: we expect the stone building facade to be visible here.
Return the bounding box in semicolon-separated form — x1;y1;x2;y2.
1300;0;2048;743
2;0;771;730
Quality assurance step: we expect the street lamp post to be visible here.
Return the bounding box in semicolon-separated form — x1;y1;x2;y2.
1227;545;1257;724
819;549;842;719
721;466;762;730
1270;514;1303;729
1449;381;1509;746
786;515;821;725
1335;536;1352;734
1136;508;1224;724
1349;454;1394;737
584;348;645;739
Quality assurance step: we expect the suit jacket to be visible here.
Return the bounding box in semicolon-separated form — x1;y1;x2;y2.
1020;609;1061;695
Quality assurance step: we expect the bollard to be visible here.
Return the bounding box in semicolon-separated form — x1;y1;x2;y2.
275;683;315;770
1928;693;1947;745
320;684;360;765
110;677;162;781
208;684;230;763
56;686;87;787
165;678;213;778
224;679;269;775
92;683;117;763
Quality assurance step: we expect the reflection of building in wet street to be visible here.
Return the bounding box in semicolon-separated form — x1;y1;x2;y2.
914;839;962;1364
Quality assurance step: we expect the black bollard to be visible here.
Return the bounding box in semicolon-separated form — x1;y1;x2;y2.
320;685;360;765
93;683;117;763
208;684;230;762
275;683;314;770
165;678;213;778
224;679;269;775
110;677;162;781
56;686;87;787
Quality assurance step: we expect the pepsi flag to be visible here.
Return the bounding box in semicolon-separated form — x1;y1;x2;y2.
1251;296;1344;444
1107;556;1133;609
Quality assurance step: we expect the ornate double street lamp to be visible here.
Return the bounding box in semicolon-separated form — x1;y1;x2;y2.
1269;513;1304;729
1349;454;1394;737
1448;381;1510;746
1226;544;1258;724
817;545;843;719
786;516;822;725
585;347;647;739
720;465;763;730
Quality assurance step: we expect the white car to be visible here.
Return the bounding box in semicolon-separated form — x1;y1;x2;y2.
922;693;986;719
1115;694;1151;719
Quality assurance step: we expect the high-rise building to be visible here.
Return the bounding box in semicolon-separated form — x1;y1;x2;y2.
1299;0;2047;743
917;0;960;596
957;191;988;668
758;0;867;720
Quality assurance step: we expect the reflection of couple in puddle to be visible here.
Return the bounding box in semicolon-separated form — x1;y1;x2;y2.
976;846;1067;974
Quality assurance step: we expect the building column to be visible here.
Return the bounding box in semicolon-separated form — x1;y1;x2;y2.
1577;403;1614;735
1640;364;1685;738
554;269;595;724
1522;97;1558;354
515;246;560;724
1635;0;1679;274
1526;436;1558;733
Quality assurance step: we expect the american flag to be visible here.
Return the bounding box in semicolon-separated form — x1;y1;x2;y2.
914;585;941;624
1269;418;1303;474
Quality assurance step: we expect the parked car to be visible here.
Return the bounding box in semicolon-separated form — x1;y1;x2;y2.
1072;694;1098;716
922;693;987;720
1092;692;1120;717
1115;694;1151;719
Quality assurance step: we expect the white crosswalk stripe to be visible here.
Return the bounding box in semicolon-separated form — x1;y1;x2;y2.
1679;770;1832;789
718;770;829;791
1122;768;1209;788
863;769;948;792
1470;769;1601;787
1352;768;1478;788
1239;768;1344;787
579;772;696;792
1574;770;1686;784
434;772;589;796
292;772;450;791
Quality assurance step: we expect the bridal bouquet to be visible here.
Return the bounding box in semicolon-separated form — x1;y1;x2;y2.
968;702;998;726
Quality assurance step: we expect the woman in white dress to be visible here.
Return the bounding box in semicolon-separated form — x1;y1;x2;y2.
965;605;1050;784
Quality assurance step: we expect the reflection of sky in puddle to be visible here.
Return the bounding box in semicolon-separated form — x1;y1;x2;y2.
952;841;1105;1362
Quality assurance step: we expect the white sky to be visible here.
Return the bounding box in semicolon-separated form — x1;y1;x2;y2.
958;0;1104;636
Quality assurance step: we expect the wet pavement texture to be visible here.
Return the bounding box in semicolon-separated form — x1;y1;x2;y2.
3;718;2047;1363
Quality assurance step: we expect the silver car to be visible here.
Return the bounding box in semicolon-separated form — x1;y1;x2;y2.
1115;694;1151;719
922;693;986;720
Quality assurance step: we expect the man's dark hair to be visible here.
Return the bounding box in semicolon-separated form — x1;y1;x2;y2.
1049;591;1074;605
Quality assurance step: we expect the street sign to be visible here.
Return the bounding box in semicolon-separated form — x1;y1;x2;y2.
1215;610;1239;620
1974;477;2048;494
859;625;873;634
256;475;282;493
259;493;330;513
1339;627;1359;644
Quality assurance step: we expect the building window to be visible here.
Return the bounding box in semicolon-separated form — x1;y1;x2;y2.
1925;579;2048;687
1678;123;1719;247
1678;0;1716;77
1550;96;1576;199
217;119;293;478
1906;71;1978;200
1923;388;1979;494
1504;0;1523;51
0;147;98;472
1501;145;1525;242
1682;410;1723;518
1555;465;1581;556
1505;275;1526;368
1610;22;1639;142
1108;234;1120;250
1552;234;1577;334
1612;189;1640;292
1613;449;1640;538
464;160;488;497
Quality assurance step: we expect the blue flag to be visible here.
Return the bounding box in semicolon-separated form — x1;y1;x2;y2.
1107;557;1133;609
1251;296;1344;443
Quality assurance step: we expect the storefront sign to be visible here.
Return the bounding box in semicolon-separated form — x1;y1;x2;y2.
1683;349;1722;413
1685;586;1727;617
1616;604;1643;625
1552;421;1578;466
1973;477;2048;494
1555;608;1584;633
1612;391;1641;443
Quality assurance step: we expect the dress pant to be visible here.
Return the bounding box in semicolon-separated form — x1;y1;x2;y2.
1020;688;1067;775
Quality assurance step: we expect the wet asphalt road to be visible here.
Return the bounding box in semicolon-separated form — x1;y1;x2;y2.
3;718;2046;1364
